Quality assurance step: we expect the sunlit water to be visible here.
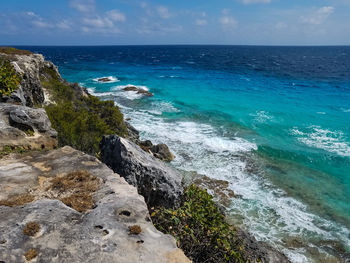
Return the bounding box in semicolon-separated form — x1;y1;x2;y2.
23;46;350;262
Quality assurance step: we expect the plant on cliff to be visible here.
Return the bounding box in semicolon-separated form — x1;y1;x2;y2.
42;67;127;155
151;185;245;263
0;59;21;97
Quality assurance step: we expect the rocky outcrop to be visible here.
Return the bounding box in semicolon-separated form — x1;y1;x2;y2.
0;146;190;263
0;103;57;151
123;85;153;97
100;135;183;208
125;123;175;162
235;229;290;263
0;52;62;106
139;140;175;162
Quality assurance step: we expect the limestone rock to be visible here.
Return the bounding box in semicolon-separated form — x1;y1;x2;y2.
100;135;183;208
0;146;190;263
0;103;57;151
0;52;62;106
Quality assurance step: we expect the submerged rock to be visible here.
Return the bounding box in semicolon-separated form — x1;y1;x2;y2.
0;146;190;263
0;103;57;151
100;135;183;208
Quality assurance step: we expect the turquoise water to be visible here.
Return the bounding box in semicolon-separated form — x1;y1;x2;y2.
25;46;350;262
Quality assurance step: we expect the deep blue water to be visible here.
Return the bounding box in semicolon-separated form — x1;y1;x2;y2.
20;46;350;262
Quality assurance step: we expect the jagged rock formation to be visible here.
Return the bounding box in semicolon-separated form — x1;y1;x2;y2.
125;122;175;162
0;51;61;106
0;103;57;151
0;146;190;263
100;135;183;208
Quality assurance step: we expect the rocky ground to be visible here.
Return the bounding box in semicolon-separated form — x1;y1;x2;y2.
0;146;189;263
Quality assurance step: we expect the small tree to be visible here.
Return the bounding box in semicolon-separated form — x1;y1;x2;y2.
0;60;21;97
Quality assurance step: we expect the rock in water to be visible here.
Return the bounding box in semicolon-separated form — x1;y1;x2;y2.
122;85;153;97
139;140;175;162
97;77;113;82
0;146;190;263
150;143;175;162
100;135;183;208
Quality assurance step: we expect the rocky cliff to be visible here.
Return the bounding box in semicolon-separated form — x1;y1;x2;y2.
0;146;189;263
0;47;290;263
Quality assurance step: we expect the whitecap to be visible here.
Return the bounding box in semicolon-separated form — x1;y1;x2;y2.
250;111;273;123
119;106;350;263
291;126;350;157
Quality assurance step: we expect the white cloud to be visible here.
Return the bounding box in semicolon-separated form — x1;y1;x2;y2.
32;20;53;28
24;11;54;29
275;22;287;30
219;10;237;29
157;6;172;19
196;19;208;26
240;0;271;4
106;10;126;22
301;6;334;25
70;0;95;13
82;17;113;28
57;20;71;30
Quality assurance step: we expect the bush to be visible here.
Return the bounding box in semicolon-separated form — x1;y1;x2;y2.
46;96;127;155
0;60;21;96
42;67;127;155
151;185;245;263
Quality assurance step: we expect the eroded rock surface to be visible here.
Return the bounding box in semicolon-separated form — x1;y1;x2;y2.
0;52;62;106
100;135;183;208
0;103;57;151
0;146;190;263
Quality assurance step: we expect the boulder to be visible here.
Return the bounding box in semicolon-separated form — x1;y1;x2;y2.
100;135;183;208
0;103;57;151
0;146;190;263
150;143;175;162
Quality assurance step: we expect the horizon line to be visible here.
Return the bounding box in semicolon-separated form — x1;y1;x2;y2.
3;44;350;48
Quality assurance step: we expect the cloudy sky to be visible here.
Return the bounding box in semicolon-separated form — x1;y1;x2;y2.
0;0;349;45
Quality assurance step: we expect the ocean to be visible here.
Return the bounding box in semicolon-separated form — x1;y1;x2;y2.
21;45;350;262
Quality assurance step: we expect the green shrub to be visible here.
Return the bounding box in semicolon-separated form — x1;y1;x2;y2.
0;60;21;96
151;185;245;263
42;66;128;155
46;96;127;155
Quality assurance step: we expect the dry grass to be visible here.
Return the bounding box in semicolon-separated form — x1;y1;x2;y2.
48;170;100;213
24;249;37;261
23;222;40;236
0;194;34;207
129;225;142;235
60;193;94;213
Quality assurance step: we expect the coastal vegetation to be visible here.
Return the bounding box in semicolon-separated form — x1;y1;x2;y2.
42;67;127;155
151;185;245;263
0;59;21;97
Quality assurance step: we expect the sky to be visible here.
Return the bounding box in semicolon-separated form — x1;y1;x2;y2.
0;0;349;46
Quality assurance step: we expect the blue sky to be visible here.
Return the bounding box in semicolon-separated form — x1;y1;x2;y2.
0;0;349;45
